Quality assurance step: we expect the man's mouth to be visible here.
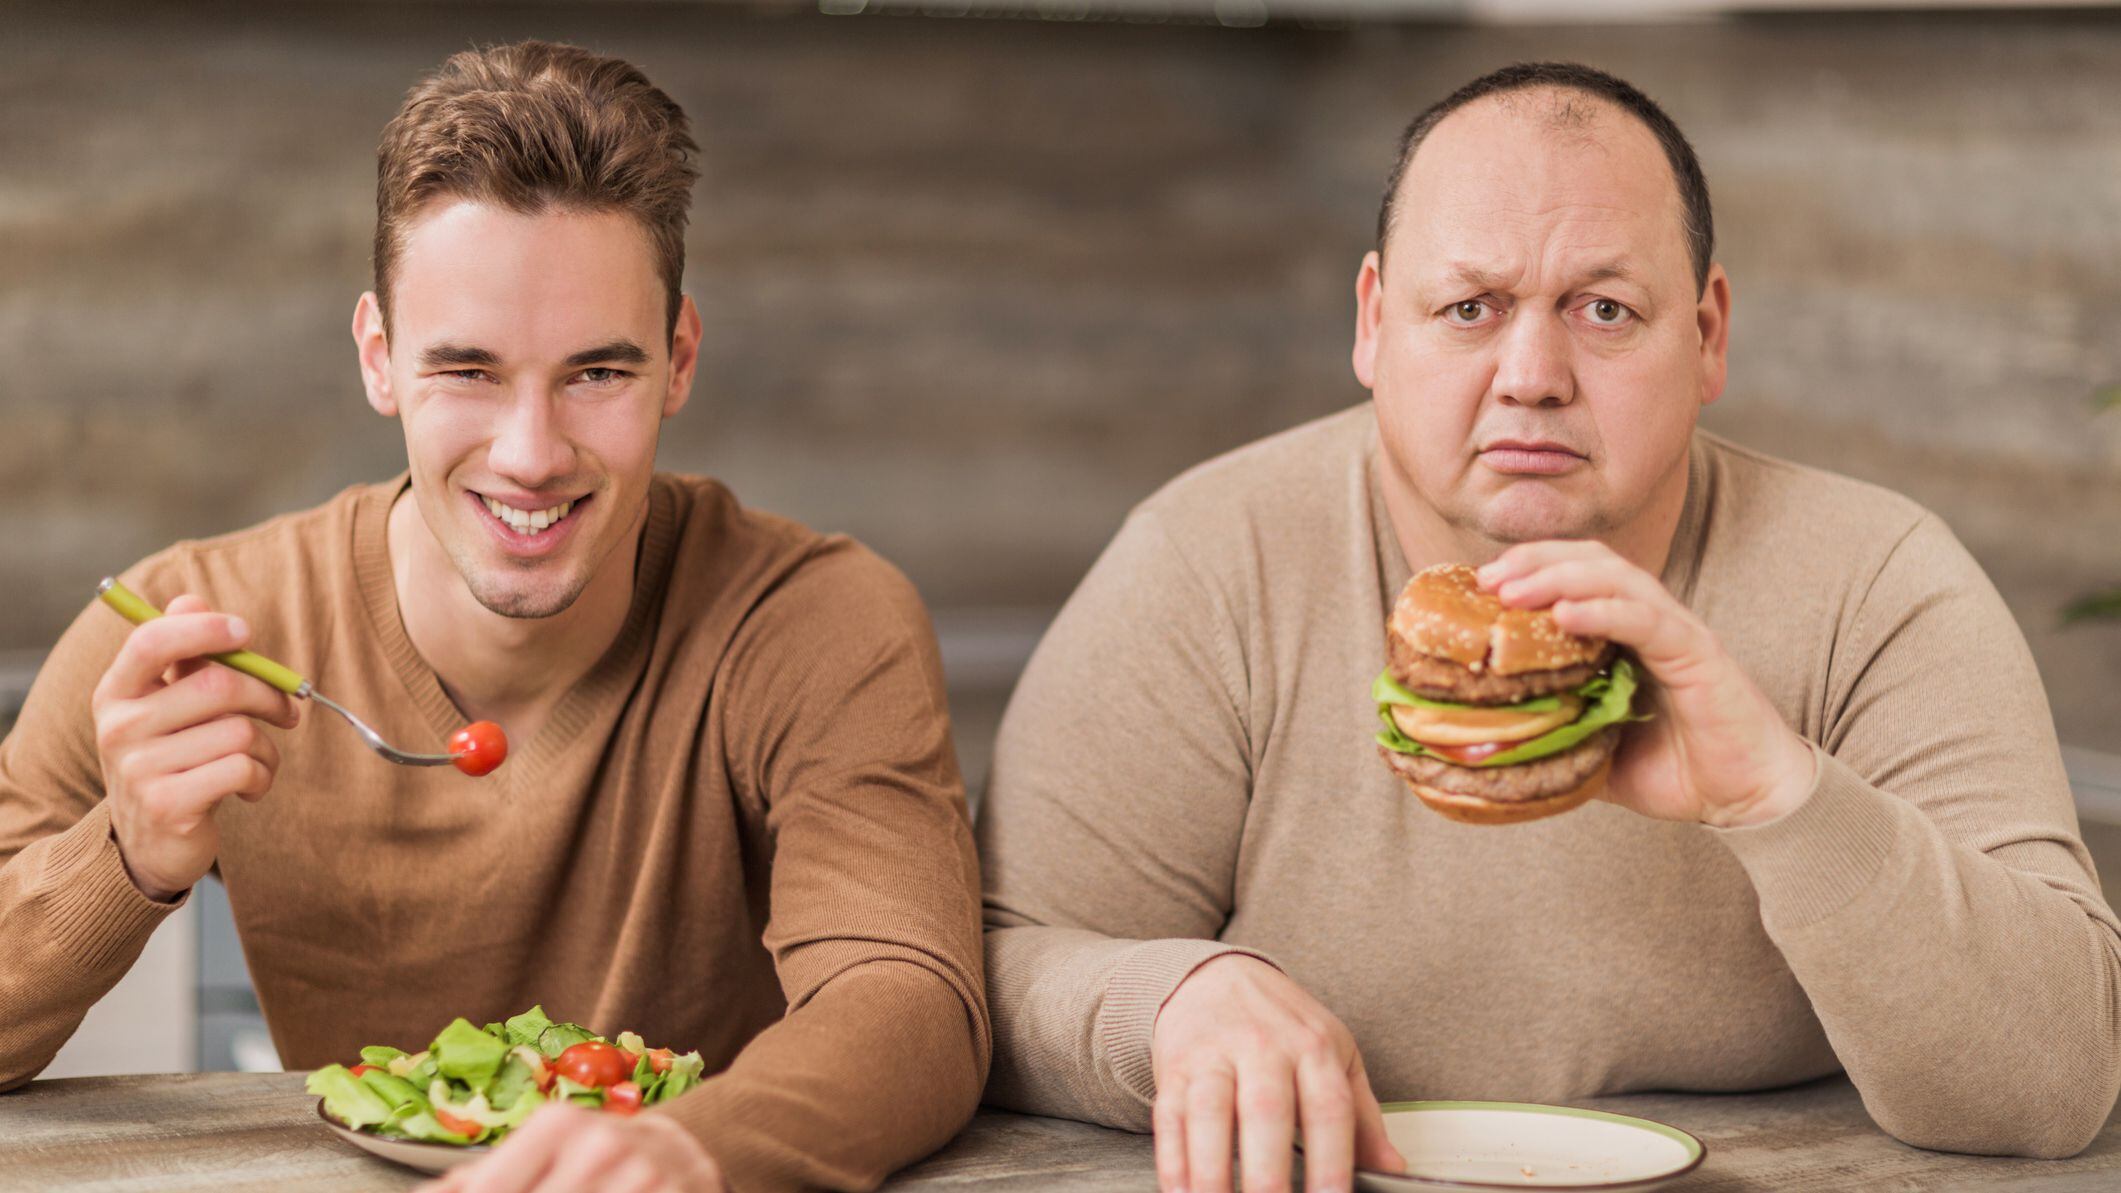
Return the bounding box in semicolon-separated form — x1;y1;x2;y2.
479;494;581;534
1479;440;1586;477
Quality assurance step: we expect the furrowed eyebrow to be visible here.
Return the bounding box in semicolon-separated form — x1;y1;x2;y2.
1437;263;1637;292
418;343;501;370
562;341;651;369
1444;264;1511;291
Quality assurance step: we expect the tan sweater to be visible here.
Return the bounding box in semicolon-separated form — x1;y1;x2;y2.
0;475;988;1191
980;404;2121;1158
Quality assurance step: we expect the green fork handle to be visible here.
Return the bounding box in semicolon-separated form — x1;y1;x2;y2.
96;578;311;697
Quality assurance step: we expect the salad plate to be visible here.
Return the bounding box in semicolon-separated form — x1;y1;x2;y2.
310;1004;705;1172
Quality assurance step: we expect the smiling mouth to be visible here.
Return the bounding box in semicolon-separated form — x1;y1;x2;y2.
477;492;586;535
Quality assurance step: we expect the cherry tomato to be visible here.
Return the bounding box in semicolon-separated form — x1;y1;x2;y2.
448;721;508;777
349;1063;378;1077
552;1040;631;1089
604;1080;643;1116
434;1108;482;1138
646;1048;675;1075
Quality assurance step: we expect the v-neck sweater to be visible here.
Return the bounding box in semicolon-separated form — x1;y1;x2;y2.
0;474;989;1191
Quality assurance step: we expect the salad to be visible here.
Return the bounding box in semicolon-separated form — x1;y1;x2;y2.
308;1004;705;1146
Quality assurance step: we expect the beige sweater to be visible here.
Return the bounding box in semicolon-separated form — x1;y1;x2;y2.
0;475;988;1192
980;404;2121;1158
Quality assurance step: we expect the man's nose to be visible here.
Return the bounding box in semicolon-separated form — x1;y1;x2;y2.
1490;310;1576;408
487;391;576;487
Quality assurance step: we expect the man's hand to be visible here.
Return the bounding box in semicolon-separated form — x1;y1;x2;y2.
416;1103;726;1193
1478;540;1818;828
1151;955;1404;1193
93;593;301;901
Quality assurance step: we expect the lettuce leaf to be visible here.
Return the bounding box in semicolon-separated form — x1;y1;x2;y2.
487;1054;538;1112
393;1111;474;1145
309;1064;395;1130
502;1006;553;1049
359;1045;408;1069
432;1018;508;1087
357;1069;427;1113
535;1022;598;1059
1375;657;1640;768
652;1052;706;1104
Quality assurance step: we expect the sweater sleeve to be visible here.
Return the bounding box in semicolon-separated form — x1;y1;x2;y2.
0;583;189;1091
649;542;989;1192
1713;513;2121;1158
978;510;1277;1132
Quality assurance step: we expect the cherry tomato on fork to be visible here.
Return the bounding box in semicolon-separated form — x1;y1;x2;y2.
448;721;509;777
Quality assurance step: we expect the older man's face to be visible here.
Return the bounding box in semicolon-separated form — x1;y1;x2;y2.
1354;90;1728;546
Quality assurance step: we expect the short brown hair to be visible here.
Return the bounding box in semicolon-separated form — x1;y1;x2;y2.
373;41;699;336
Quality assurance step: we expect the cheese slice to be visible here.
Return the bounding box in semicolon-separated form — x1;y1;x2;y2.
1390;693;1585;748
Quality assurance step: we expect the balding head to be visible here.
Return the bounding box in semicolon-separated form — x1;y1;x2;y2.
1377;63;1714;294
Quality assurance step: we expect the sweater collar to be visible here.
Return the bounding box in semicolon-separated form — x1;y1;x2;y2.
349;473;680;784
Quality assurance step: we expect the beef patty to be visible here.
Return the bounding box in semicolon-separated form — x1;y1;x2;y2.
1388;637;1616;704
1379;726;1620;802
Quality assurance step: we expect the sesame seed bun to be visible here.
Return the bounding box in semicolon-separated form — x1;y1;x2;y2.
1387;563;1609;680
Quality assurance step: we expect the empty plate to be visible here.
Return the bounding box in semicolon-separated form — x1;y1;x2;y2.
1356;1100;1705;1190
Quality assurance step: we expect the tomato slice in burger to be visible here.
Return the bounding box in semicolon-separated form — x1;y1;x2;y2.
1427;740;1507;766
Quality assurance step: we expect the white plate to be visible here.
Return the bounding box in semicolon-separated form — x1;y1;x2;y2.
318;1100;489;1175
1355;1100;1706;1191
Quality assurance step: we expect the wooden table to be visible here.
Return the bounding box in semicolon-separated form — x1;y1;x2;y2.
3;1072;2117;1190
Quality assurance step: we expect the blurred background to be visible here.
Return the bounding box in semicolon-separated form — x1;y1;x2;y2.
4;0;2118;1077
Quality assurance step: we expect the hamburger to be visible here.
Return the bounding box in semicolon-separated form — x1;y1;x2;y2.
1373;563;1639;825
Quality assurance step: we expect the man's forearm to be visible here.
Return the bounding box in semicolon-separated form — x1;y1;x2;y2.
984;922;1277;1132
1718;747;2121;1158
0;803;185;1090
653;958;984;1192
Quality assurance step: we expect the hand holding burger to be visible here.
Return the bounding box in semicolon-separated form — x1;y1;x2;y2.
1378;540;1818;829
1375;563;1639;824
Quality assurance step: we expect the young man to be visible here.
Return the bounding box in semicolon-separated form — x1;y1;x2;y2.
0;42;987;1193
979;62;2121;1193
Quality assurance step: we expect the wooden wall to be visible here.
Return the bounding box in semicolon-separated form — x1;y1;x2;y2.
4;3;2118;759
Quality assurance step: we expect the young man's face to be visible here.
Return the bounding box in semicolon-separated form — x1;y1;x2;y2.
1354;90;1730;546
356;201;698;618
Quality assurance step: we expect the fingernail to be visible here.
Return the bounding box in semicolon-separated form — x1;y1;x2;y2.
226;616;249;638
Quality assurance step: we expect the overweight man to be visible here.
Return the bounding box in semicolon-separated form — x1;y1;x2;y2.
0;41;986;1193
979;61;2121;1193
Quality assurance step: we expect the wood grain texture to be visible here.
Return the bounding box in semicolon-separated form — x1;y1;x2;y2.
2;1072;2117;1190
